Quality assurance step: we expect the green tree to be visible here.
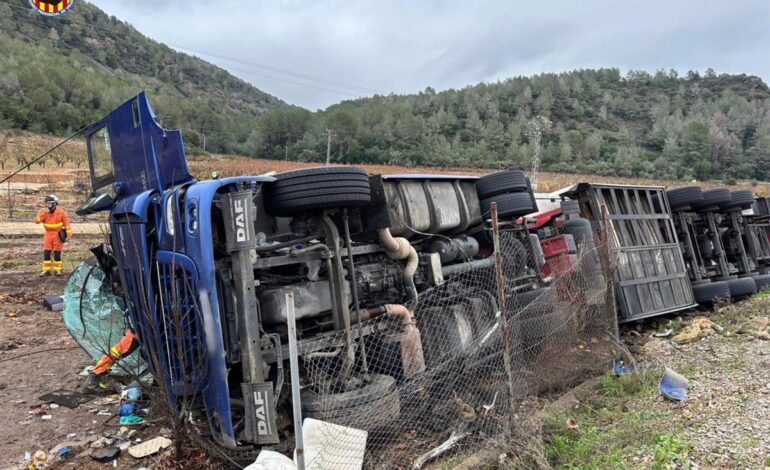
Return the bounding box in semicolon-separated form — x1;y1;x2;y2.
680;122;712;167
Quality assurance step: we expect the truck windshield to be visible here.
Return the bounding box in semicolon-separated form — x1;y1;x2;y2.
88;126;115;193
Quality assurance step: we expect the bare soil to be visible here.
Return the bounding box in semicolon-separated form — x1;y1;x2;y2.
0;236;166;470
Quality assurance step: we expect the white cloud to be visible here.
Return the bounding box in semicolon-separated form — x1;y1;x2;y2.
91;0;770;110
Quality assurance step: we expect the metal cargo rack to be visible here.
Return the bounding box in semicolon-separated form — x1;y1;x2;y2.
746;197;770;273
560;183;696;322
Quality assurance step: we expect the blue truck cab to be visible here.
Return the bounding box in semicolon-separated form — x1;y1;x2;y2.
80;93;544;459
79;93;275;448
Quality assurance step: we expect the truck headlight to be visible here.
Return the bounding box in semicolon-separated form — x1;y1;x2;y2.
166;196;175;236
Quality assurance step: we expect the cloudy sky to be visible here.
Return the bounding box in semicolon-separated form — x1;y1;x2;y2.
92;0;770;110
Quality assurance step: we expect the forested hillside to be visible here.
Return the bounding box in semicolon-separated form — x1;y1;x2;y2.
254;69;770;181
0;0;284;154
2;0;769;181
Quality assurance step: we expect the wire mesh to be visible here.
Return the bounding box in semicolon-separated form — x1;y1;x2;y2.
297;224;619;469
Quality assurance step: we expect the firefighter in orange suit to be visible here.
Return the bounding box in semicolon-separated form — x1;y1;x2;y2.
34;194;72;276
85;329;140;391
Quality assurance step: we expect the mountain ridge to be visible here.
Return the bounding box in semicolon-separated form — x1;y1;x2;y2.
0;0;286;154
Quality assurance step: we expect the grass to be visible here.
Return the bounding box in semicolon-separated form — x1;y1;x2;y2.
543;371;693;469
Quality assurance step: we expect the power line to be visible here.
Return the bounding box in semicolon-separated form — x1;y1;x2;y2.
170;46;382;95
0;0;381;97
0;124;90;185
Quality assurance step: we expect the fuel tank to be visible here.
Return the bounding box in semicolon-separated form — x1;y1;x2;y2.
362;174;483;238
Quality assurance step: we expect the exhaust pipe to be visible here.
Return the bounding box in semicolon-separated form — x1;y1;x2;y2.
362;304;426;378
378;229;419;303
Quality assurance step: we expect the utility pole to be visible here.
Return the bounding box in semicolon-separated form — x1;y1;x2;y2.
325;129;334;165
525;115;551;192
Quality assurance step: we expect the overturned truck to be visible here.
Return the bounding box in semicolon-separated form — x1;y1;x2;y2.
77;93;573;461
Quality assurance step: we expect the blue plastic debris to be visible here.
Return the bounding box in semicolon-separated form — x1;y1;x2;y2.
659;367;688;401
612;359;658;376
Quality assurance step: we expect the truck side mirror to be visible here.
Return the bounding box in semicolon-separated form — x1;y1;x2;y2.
76;192;114;216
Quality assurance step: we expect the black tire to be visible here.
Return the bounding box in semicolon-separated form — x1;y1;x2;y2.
727;190;755;210
476;170;529;199
692;281;730;304
561;218;594;243
301;374;400;430
693;188;731;211
752;273;770;291
264;166;371;217
509;289;570;358
509;288;566;336
480;192;536;219
666;186;703;210
561;218;602;277
727;277;757;298
560;199;580;215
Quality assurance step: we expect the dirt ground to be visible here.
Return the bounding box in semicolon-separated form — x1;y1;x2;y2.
0;235;171;470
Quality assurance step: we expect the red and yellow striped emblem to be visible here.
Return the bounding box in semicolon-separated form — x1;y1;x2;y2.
30;0;73;16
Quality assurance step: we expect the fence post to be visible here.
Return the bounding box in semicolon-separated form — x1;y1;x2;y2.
285;288;306;470
490;202;517;433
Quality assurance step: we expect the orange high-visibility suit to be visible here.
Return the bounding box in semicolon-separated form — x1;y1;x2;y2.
34;207;72;273
93;329;140;376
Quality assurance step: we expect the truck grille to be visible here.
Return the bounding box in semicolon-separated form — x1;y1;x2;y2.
155;252;208;396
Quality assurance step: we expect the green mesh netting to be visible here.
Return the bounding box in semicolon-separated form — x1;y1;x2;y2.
62;262;145;376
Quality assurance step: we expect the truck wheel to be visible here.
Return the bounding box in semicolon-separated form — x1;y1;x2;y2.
727;277;757;299
476;170;529;199
693;188;731;211
480;192;536;219
727;190;755;210
264;166;371;217
510;288;569;359
301;374;400;430
562;218;602;276
753;273;770;291
561;218;593;243
666;186;703;210
692;281;730;304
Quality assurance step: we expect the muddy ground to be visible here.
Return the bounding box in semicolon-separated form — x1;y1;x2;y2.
0;235;177;470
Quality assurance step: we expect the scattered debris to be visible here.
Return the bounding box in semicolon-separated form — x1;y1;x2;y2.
127;436;172;458
652;328;673;338
91;437;115;449
613;359;658;376
413;428;469;469
40;414;52;421
118;403;137;416
32;449;47;465
91;446;121;463
6;311;17;318
660;367;688;402
119;415;144;425
672;317;722;344
39;389;93;409
566;418;579;430
304;418;367;470
672;324;701;344
245;450;295;470
42;294;63;311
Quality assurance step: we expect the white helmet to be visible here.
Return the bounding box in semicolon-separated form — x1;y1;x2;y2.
45;194;59;205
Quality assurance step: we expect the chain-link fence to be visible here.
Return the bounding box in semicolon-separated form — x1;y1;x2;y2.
297;221;621;469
